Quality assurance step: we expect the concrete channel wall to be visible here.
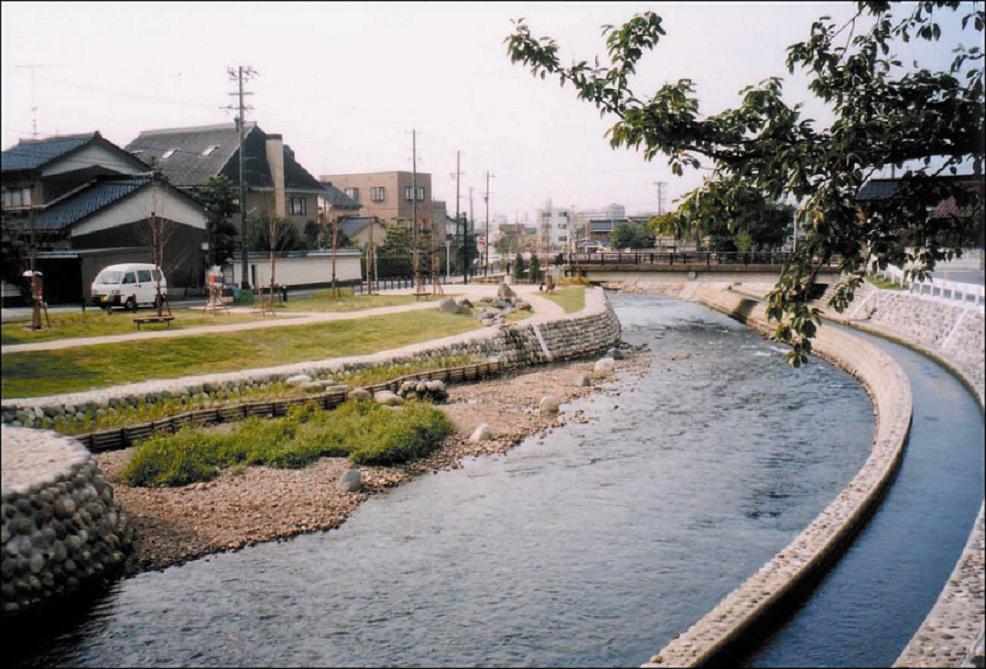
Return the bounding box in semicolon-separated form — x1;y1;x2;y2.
0;287;621;427
1;427;131;617
644;285;914;668
821;288;984;669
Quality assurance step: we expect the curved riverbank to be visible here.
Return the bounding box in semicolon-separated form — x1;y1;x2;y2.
96;354;649;576
630;284;914;667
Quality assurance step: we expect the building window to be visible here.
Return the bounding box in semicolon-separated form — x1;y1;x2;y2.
1;187;31;207
404;186;425;201
558;236;567;242
289;196;308;215
162;148;177;159
202;145;219;156
370;186;385;202
344;187;360;202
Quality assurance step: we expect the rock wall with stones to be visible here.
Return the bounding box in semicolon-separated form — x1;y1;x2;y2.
0;288;621;434
1;427;131;617
645;285;913;668
847;287;985;392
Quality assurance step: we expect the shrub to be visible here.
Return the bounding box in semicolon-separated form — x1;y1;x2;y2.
120;400;451;487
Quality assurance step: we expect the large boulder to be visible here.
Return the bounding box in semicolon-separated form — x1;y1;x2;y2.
438;298;460;314
456;297;474;309
285;373;312;386
539;395;561;414
374;390;403;406
594;357;616;374
337;469;362;493
347;387;372;402
469;424;492;443
497;282;517;299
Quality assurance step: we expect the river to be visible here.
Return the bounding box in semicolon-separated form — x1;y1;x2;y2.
10;292;877;667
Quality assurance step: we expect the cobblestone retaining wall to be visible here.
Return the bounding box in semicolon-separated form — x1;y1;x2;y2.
0;288;620;432
645;285;913;668
847;287;985;393
1;427;131;617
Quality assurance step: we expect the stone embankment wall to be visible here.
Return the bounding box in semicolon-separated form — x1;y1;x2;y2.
644;285;913;668
1;288;620;432
1;427;131;617
846;285;985;394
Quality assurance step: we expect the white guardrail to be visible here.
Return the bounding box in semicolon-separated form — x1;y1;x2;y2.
877;265;985;307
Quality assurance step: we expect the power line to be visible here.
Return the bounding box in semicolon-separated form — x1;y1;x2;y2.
36;75;221;110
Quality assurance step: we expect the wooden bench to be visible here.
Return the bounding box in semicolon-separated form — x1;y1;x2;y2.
133;315;175;330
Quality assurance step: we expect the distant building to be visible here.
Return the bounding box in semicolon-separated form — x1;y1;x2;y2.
319;171;433;235
535;200;574;252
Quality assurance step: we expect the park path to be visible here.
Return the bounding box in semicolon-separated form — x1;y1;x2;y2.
2;284;563;354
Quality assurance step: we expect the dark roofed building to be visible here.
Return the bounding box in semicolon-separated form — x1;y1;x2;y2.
126;122;327;235
2;131;148;210
3;173;207;304
335;215;387;249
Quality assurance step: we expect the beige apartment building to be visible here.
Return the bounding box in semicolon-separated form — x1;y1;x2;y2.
319;171;432;232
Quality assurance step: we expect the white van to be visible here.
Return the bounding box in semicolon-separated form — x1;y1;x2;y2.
90;263;167;311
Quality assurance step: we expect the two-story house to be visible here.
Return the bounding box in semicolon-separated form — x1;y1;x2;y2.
127;123;355;240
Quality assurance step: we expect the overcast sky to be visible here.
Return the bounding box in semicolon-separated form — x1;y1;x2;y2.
1;2;976;222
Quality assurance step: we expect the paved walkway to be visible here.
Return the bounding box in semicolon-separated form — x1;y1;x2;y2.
2;283;563;354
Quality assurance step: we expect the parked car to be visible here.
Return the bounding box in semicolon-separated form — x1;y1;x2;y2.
90;263;167;311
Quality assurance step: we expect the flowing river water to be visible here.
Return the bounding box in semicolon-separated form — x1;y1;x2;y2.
10;292;902;667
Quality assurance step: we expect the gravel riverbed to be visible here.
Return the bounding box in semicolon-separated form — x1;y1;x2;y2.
95;352;650;576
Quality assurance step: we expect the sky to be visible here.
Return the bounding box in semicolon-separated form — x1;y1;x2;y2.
1;2;979;223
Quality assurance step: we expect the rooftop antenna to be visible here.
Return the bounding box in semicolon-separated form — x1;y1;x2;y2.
17;64;50;138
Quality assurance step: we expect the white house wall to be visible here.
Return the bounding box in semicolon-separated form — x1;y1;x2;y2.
70;184;207;238
230;254;362;288
42;144;144;177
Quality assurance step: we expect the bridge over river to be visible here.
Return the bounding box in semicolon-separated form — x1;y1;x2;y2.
562;252;842;283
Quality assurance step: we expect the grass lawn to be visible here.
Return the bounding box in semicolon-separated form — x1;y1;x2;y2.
543;286;586;313
2;310;482;399
272;288;448;313
865;274;906;290
1;309;264;346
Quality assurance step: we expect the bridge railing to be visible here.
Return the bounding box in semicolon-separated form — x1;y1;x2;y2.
564;251;795;267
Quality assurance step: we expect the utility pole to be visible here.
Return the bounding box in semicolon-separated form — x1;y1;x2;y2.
469;187;475;280
484;171;495;277
226;65;257;290
410;129;422;297
450;151;464;282
654;181;667;215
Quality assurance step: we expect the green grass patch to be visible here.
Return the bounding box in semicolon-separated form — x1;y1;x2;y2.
865;273;906;290
41;353;480;436
2;310;481;399
274;288;451;313
543;286;586;313
1;309;264;345
121;400;453;487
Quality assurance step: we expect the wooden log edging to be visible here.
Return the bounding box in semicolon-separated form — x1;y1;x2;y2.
643;285;914;667
74;360;509;453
